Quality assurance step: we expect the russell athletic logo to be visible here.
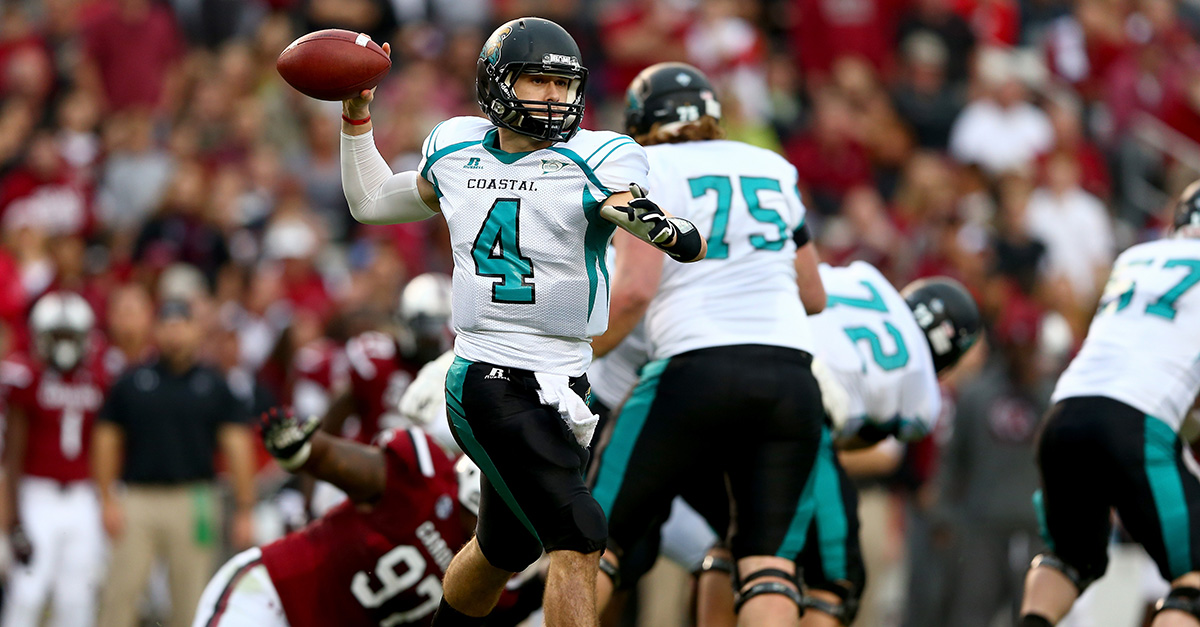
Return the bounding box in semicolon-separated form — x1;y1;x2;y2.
464;157;483;170
484;368;508;381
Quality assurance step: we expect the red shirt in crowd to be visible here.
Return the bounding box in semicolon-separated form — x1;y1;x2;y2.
82;1;183;111
0;167;93;238
0;351;109;483
792;0;904;78
260;428;465;627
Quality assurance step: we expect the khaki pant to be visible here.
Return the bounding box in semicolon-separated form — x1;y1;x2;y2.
98;484;219;627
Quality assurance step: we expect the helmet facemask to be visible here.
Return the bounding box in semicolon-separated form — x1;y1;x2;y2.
483;62;587;143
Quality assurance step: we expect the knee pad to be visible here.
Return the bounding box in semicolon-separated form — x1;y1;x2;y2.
598;554;622;589
733;568;803;616
1154;586;1200;621
478;536;543;574
1030;553;1096;594
802;582;861;626
696;552;734;577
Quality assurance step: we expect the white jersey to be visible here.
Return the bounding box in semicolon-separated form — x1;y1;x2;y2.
419;116;649;376
810;262;942;440
642;140;812;359
1052;238;1200;431
587;321;649;409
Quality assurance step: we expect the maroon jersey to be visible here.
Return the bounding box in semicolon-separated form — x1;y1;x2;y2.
291;338;348;420
0;352;108;482
345;331;417;444
260;427;464;627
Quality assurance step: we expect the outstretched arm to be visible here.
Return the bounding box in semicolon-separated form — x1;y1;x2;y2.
601;186;707;263
260;408;386;504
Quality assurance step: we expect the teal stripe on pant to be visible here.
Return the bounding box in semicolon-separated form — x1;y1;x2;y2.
591;357;670;516
1033;489;1054;552
775;428;827;558
812;430;848;579
445;356;541;542
1144;414;1191;577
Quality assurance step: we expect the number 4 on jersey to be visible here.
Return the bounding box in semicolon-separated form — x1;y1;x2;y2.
472;199;535;304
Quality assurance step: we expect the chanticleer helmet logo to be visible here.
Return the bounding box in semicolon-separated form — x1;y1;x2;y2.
482;26;512;64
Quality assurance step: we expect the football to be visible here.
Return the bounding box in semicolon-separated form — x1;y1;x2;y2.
276;29;391;101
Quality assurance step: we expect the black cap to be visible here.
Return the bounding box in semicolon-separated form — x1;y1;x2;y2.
157;299;193;321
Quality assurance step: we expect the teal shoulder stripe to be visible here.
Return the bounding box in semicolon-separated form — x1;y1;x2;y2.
592;358;670;515
445;356;541;543
547;146;611;196
425;120;448;158
592;141;637;171
421;139;481;179
583;135;624;160
1144;414;1192;577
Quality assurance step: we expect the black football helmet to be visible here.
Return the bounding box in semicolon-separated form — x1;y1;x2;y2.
624;62;722;137
476;18;587;143
1173;180;1200;232
901;277;981;374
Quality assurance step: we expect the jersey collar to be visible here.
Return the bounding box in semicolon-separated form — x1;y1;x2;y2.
482;128;540;165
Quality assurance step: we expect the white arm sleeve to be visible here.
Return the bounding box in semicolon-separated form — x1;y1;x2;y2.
341;130;437;225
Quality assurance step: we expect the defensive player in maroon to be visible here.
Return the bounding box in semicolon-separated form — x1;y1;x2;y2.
1;291;109;627
192;408;471;627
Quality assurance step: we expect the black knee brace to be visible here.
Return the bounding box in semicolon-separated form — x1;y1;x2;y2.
733;568;804;615
696;553;735;576
598;554;622;590
802;582;861;626
1154;586;1200;621
1030;553;1095;594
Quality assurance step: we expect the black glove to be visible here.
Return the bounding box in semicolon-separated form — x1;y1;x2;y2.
259;406;321;471
10;524;32;565
601;183;677;244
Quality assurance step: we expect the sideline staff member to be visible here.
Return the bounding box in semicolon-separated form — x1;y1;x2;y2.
93;299;256;627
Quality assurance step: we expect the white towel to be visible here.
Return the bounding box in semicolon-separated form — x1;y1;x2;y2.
534;372;599;448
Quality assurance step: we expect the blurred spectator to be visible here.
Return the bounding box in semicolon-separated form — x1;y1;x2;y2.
1024;150;1115;309
78;0;185;112
102;283;155;378
786;87;874;215
791;0;900;80
600;0;691;96
95;112;175;248
897;0;977;84
953;0;1020;46
262;216;334;319
132;161;230;287
892;32;966;149
949;47;1053;175
989;173;1047;296
0;129;91;238
92;299;255;627
1041;91;1111;200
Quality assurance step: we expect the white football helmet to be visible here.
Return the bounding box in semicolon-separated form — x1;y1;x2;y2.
29;292;95;372
455;455;482;517
398;273;453;364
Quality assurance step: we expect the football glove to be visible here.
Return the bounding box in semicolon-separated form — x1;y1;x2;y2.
600;183;677;245
10;524;31;565
259;406;321;471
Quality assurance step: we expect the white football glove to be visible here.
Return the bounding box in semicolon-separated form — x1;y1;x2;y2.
600;183;677;245
398;350;457;426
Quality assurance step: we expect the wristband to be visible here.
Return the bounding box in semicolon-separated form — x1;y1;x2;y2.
342;114;371;126
277;441;313;471
657;217;703;260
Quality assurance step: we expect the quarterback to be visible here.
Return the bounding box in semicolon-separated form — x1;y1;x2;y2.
338;17;705;627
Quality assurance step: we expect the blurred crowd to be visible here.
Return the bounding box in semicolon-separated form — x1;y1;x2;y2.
0;0;1197;624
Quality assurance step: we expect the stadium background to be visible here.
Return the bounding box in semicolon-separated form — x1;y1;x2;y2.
0;0;1194;624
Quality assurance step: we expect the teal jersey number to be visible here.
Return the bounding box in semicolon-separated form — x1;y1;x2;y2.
1099;258;1200;320
688;175;791;259
826;280;889;312
472;198;535;304
844;322;910;372
688;176;733;259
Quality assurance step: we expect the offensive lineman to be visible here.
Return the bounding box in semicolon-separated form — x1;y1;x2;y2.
587;62;826;626
337;18;706;627
193;411;467;627
694;263;981;626
1018;181;1200;627
1;292;108;627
